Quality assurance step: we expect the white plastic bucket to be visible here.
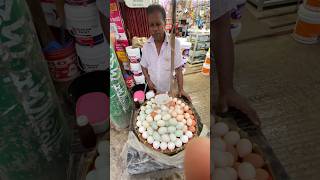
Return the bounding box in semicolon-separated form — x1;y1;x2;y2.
125;46;141;62
76;42;108;72
130;62;142;73
293;5;320;44
133;74;145;84
64;3;105;46
180;41;191;63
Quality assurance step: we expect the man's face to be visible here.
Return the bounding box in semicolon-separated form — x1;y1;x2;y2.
148;12;165;41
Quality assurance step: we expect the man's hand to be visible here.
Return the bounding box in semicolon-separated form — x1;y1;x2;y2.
178;89;191;101
218;89;261;126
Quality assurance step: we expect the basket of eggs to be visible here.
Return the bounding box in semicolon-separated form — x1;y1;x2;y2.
213;121;274;180
133;94;203;155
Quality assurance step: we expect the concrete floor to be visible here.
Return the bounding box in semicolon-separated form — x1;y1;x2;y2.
227;35;320;180
110;73;210;180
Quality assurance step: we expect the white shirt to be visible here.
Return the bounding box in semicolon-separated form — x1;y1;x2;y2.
211;0;237;20
140;34;183;93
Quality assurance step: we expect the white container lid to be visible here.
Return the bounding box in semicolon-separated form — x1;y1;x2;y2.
77;115;89;126
298;5;320;24
64;3;99;20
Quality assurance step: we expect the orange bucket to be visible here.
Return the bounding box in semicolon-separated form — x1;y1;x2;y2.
305;0;320;11
293;5;320;44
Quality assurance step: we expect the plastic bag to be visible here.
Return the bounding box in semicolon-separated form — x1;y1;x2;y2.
120;125;209;178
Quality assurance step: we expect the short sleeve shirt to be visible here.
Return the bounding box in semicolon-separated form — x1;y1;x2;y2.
140;34;183;93
211;0;237;20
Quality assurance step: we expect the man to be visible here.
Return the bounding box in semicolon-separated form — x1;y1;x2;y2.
141;4;190;100
212;1;260;126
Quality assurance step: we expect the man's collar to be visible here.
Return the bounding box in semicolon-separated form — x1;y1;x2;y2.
147;33;169;45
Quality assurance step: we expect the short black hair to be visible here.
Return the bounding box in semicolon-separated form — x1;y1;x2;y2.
147;4;166;22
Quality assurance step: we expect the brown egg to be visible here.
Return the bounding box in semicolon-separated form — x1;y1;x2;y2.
226;145;238;163
256;168;270;180
191;120;197;126
187;110;193;115
243;153;265;168
151;111;157;118
168;101;175;106
189;126;196;133
233;162;241;171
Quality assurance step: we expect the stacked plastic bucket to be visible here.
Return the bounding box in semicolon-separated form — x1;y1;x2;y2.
64;0;108;72
293;0;320;44
125;46;146;85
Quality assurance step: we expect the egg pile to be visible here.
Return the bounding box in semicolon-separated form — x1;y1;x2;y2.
136;97;197;152
213;122;271;180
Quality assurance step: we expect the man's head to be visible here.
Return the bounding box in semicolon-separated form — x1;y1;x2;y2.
147;4;166;41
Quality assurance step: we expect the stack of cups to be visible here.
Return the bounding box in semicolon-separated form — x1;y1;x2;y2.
293;1;320;44
125;46;145;85
64;0;108;72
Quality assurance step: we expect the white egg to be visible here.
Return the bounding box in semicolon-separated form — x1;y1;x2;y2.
169;118;178;126
157;120;165;127
151;98;155;103
213;122;229;136
177;109;184;115
147;136;154;144
182;125;188;132
182;119;187;125
224;131;240;146
175;130;183;137
185;131;193;138
160;142;168;150
213;168;228;180
181;103;186;107
155;109;161;114
140;114;146;121
169;133;177;141
146;105;152;110
168;142;175;150
158;127;168;134
142;121;149;128
142;131;148;139
173;98;178;102
168;126;176;133
151;122;158;130
213;150;228;168
140;106;146;111
168;109;173;114
236;139;253;158
154;114;162;121
147;101;152;106
151;104;156;108
186;118;193;126
225;151;234;166
177;100;182;105
161;105;168;112
175;138;183;148
153;132;161;141
213;138;226;151
147;128;154;136
137;116;141;121
238;162;256;180
181;135;189;143
153;141;160;149
146;115;153;123
162;114;171;121
138;126;145;133
136;120;142;127
224;167;237;180
176;122;184;130
184;113;190;119
161;134;170;142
